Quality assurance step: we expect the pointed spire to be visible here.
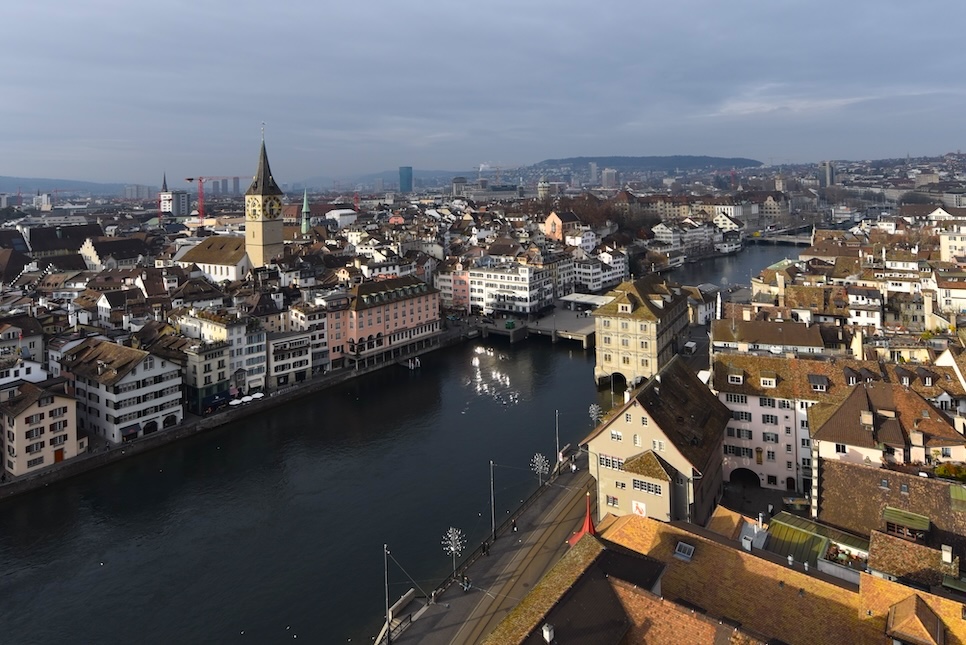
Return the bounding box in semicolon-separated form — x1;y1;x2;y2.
245;139;283;197
567;492;597;546
301;189;310;236
161;172;168;192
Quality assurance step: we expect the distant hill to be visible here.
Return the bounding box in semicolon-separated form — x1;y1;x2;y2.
0;176;126;195
533;155;764;172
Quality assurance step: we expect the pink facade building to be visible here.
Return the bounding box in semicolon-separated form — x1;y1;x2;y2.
344;275;441;369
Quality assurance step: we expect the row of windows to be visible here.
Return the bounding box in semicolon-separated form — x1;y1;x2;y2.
724;445;753;458
731;411;785;425
602;337;650;350
598;454;624;470
632;479;662;496
601;354;650;367
601;320;649;333
725;393;794;410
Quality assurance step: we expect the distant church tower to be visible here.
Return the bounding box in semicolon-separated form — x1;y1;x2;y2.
301;189;310;236
245;138;285;268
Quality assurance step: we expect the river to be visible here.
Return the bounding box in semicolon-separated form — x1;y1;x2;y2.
0;244;794;644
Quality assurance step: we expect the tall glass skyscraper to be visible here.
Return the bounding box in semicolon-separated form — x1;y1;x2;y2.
399;166;413;193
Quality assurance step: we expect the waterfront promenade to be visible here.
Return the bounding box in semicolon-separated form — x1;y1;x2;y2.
386;459;594;645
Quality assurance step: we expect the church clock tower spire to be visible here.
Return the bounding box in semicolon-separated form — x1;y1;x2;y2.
244;138;285;269
301;189;310;236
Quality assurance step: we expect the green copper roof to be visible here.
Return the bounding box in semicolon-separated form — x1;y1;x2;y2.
883;506;930;531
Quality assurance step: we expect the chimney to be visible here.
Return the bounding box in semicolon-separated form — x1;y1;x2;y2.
776;272;786;308
923;291;933;330
851;328;864;360
542;624;554;644
942;544;953;564
910;430;924;448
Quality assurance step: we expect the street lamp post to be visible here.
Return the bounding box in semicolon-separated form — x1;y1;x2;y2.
554;409;560;471
384;544;392;645
489;460;496;541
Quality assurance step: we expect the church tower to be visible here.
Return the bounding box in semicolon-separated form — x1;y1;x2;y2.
245;139;285;268
301;189;310;237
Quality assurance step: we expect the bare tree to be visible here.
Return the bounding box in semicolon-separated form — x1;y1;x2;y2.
531;453;550;486
441;527;466;578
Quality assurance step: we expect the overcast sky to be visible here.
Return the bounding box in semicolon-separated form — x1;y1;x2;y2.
3;1;965;186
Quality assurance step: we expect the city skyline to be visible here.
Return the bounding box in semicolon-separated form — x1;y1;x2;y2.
3;1;966;185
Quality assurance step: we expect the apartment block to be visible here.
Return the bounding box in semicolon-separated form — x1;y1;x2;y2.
593;277;688;386
584;356;729;525
61;338;183;444
1;379;81;477
468;263;554;316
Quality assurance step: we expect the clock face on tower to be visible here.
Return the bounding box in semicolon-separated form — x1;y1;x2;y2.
246;198;260;220
265;198;282;219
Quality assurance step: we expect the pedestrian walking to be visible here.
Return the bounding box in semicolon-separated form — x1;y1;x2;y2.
482;541;489;556
511;519;517;532
570;462;577;473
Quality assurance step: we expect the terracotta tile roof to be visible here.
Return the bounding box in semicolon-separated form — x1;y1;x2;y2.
810;381;964;451
0;379;72;417
624;450;673;481
711;319;824;348
705;506;751;541
602;515;882;644
886;594;945;645
484;535;604;645
0;248;30;284
610;579;766;644
626;356;730;473
349;275;437;311
711;354;885;405
88;237;149;261
868;531;959;587
179;237;248;266
170;277;226;303
885;364;965;399
608;514;966;643
61;337;149;386
27;224;103;253
593;276;688;323
817;459;966;556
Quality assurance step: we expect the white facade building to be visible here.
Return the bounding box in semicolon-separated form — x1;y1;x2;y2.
160;190;190;218
468;263;554;315
173;311;267;393
61;339;183;444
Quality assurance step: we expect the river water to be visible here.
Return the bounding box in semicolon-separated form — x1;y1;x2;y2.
0;245;793;644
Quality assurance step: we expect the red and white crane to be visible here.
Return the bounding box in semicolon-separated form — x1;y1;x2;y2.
184;175;239;223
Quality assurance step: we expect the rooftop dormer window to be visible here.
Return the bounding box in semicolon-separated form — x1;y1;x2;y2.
808;374;828;392
674;541;695;562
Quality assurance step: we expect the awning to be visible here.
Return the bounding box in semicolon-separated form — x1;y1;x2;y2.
951;486;966;513
943;575;966;593
120;424;141;437
883;506;930;531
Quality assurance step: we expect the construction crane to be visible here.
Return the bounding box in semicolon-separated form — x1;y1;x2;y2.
41;188;77;208
184;175;241;223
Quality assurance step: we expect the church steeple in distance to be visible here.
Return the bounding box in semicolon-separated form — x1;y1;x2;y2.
161;172;168;192
245;139;283;197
